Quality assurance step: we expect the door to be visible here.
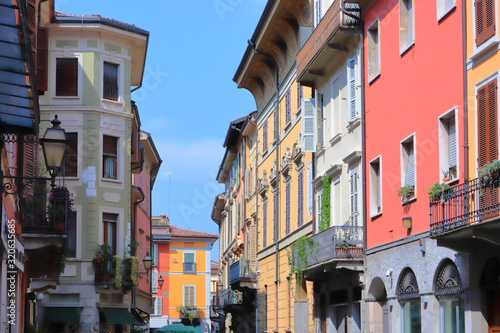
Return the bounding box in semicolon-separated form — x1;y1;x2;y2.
488;290;500;333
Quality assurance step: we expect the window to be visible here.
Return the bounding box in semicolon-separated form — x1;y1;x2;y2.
315;0;324;27
439;110;458;182
285;182;291;235
316;189;323;233
331;78;341;139
103;62;119;101
399;0;414;53
401;300;422;333
153;296;162;316
263;200;268;248
475;0;496;47
369;157;382;216
63;133;78;177
317;93;324;148
333;178;341;225
347;56;359;122
477;79;498;169
401;135;416;194
439;298;464;333
274;108;278;141
285;88;292;124
56;58;78;96
302;98;316;152
437;0;455;20
263;121;268;152
367;20;380;81
297;82;303;111
183;252;195;273
152;269;158;293
103;135;118;179
183;285;196;307
350;166;360;226
103;213;118;255
297;171;304;227
66;211;77;257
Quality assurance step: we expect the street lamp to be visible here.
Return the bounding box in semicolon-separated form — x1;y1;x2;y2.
40;115;69;187
143;250;152;272
158;275;164;287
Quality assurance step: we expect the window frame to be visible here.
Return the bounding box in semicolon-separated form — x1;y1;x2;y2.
438;108;459;183
100;56;124;105
103;61;119;102
102;134;119;181
400;298;422;333
367;19;381;82
399;0;415;55
349;165;360;226
183;252;196;273
369;156;382;217
400;134;417;200
63;132;78;178
182;285;196;308
347;55;360;123
53;55;81;99
437;0;456;21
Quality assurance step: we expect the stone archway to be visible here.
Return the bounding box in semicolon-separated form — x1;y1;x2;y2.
367;277;389;333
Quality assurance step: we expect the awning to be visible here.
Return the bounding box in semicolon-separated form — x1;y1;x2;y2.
0;0;38;132
101;308;136;325
44;307;82;323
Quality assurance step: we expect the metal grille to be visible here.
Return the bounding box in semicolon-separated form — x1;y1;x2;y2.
397;268;419;299
435;260;463;295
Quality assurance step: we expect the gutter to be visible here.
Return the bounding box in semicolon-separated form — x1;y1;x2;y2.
462;0;469;182
131;33;149;93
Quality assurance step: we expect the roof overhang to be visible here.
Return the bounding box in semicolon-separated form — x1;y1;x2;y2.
211;193;226;224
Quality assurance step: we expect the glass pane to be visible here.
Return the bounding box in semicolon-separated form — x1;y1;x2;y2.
440;299;464;333
402;300;421;333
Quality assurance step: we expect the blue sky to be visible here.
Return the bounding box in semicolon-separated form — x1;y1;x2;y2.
55;0;267;258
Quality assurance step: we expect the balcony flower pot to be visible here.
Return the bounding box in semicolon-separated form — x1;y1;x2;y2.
427;183;452;203
479;160;500;189
397;185;415;203
47;186;73;232
93;244;113;283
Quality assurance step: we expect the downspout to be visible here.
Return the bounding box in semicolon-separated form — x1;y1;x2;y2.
462;0;469;182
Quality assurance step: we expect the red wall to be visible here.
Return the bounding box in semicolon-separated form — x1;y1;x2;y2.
134;171;152;293
364;0;464;248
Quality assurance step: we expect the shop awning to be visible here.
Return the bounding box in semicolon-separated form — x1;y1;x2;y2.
101;308;136;325
44;307;82;323
0;0;38;132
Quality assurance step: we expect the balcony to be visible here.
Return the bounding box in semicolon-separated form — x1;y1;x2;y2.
297;1;361;87
229;259;257;290
302;226;363;280
430;176;500;251
218;288;244;310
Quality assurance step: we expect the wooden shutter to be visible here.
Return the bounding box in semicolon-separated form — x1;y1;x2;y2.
298;171;304;227
36;27;48;92
285;182;291;234
317;191;322;228
154;296;162;315
23;136;38;178
348;57;357;122
404;141;415;186
286;89;291;124
273;192;278;242
131;116;140;164
307;161;313;216
350;168;359;226
376;163;382;212
184;286;195;307
475;0;496;46
263;121;268;151
478;80;498;168
302;98;316;152
56;58;78;96
448;118;457;168
263;201;267;248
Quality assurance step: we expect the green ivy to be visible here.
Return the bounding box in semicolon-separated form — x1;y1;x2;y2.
114;255;122;288
130;256;138;285
319;174;331;232
287;236;319;285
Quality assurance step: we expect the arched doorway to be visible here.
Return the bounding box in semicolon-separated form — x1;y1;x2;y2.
434;259;464;333
481;256;500;333
397;268;421;333
367;277;389;333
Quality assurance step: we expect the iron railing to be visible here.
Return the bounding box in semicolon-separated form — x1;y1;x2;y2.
430;176;500;235
218;288;243;308
229;259;257;285
306;225;363;267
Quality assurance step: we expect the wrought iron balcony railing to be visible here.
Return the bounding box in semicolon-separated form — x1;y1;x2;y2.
218;288;243;308
229;259;257;285
430;176;500;235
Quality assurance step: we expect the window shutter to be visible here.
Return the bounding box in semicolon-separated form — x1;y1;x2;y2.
56;58;78;96
23;137;38;179
263;201;267;248
307;161;313;216
376;164;382;211
250;223;257;260
286;89;292;124
273;192;278;242
404;142;415;186
154;296;163;315
302;98;316;152
184;286;195;307
263;121;268;151
350;168;359;226
476;0;496;46
285;182;291;235
448;118;457;168
315;0;323;26
298;171;304;227
317;191;322;229
348;57;357;122
36;27;48;92
152;270;158;293
274;108;278;140
478;80;498;168
297;82;303;110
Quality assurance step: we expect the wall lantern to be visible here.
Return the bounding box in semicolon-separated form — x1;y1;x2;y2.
158;275;164;287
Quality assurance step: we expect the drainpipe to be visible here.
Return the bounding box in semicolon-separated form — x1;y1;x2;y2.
462;0;469;182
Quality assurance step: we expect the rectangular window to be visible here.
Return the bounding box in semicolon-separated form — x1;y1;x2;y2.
103;213;118;255
183;252;196;273
367;20;380;81
66;211;77;257
475;0;496;46
297;82;303;111
317;93;324;148
103;62;119;101
478;79;498;168
439;298;464;333
399;0;414;53
316;189;323;233
369;157;382;216
333;179;341;225
273;192;278;242
297;171;304;227
263;200;268;248
274;108;278;141
285;182;291;235
437;0;455;20
103;135;118;179
439;111;458;182
350;166;360;226
64;133;78;177
56;58;78;96
302;99;317;152
183;285;196;307
347;56;359;122
401;135;416;194
153;296;162;316
285;88;292;124
152;269;158;293
401;300;421;333
263;121;268;152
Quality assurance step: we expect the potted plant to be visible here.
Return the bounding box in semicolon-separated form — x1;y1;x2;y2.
47;186;73;232
442;169;451;182
397;184;415;203
479;160;500;188
426;183;452;202
93;244;113;282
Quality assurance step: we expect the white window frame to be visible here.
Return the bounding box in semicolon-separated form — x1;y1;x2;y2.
316;188;323;233
369;156;382;217
347;55;360;123
330;76;341;142
100;55;124;106
400;134;417;197
98;206;124;260
153;295;162;316
438;108;459;183
51;53;83;101
315;0;324;27
399;0;415;54
437;0;456;21
438;296;464;333
349;165;360;227
182;285;196;307
367;19;381;82
100;121;125;187
183;252;196;273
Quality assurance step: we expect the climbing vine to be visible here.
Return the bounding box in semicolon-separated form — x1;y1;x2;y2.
319;174;331;232
287;236;319;285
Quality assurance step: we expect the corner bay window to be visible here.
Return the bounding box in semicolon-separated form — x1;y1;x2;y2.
103;135;118;179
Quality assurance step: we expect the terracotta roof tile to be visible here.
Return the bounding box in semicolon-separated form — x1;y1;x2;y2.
152;224;217;239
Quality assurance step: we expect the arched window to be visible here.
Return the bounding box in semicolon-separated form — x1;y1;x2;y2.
397;268;421;333
434;259;464;333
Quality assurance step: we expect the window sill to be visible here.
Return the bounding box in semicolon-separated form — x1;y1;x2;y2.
468;39;500;70
296;107;302;117
347;118;361;132
370;211;382;219
400;42;415;57
368;72;381;84
437;5;456;22
102;98;124;106
284;121;292;132
329;133;341;146
402;196;416;205
102;177;122;184
315;147;326;157
53;95;80;100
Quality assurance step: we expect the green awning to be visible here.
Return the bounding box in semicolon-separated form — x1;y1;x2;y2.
101;308;136;325
44;307;82;323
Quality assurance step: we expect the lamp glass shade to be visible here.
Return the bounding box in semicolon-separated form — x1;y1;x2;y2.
41;118;68;170
143;252;152;271
158;276;164;287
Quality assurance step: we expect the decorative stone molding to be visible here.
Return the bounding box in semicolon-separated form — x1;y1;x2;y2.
269;159;278;188
258;171;269;198
281;147;292;179
292;141;304;169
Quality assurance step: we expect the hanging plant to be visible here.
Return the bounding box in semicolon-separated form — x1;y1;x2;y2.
319;174;331;232
130;256;138;285
114;255;122;288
